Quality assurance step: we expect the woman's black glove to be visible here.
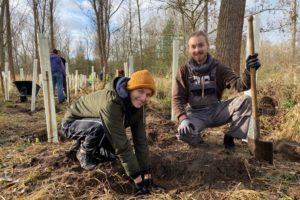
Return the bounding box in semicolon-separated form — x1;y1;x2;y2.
246;53;261;71
135;180;151;195
142;173;166;191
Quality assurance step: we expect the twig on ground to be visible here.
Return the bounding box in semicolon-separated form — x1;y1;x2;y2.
244;159;253;184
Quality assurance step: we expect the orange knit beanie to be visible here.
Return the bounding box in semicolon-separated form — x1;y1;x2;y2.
127;70;156;95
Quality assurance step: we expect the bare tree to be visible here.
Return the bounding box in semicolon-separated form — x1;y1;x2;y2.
29;0;49;73
290;0;297;62
49;0;55;50
0;0;5;92
215;0;246;74
246;0;291;33
32;0;40;73
89;0;124;86
5;0;15;81
203;0;209;34
136;0;143;68
164;0;206;31
159;0;209;53
129;0;133;54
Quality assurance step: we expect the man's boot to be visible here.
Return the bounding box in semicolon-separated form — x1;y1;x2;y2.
76;147;97;170
69;140;81;152
66;140;81;160
223;134;235;149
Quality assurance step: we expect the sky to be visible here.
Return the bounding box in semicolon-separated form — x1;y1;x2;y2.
55;0;296;44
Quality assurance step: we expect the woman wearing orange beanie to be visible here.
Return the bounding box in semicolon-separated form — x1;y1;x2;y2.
62;70;155;195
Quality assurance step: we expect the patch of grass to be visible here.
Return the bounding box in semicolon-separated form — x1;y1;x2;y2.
24;169;40;186
292;120;300;134
282;99;295;109
3;100;15;108
229;189;264;200
15;141;31;152
278;195;294;200
24;187;51;200
161;96;171;110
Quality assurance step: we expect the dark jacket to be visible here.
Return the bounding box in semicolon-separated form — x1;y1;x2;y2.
172;56;251;121
50;53;65;75
64;77;150;177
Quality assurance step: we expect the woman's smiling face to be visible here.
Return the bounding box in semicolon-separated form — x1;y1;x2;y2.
129;88;152;108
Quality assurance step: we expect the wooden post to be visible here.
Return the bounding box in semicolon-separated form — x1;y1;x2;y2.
65;62;70;103
245;15;261;142
7;71;11;92
39;73;43;86
91;66;96;91
71;74;74;92
31;59;38;112
124;62;129;77
292;64;300;85
4;62;11;93
75;70;78;95
171;38;180;121
245;14;260;96
38;33;58;143
128;55;134;77
92;72;95;92
20;68;24;80
79;74;83;91
91;66;94;75
83;75;87;87
2;71;8;101
3;62;9;100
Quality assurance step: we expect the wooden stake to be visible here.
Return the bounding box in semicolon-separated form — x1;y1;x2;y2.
65;62;70;103
31;59;38;112
38;33;58;143
171;38;180;121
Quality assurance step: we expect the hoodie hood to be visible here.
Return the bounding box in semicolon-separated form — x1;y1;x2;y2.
115;76;130;98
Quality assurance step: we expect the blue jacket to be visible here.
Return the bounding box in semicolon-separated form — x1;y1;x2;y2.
50;53;65;75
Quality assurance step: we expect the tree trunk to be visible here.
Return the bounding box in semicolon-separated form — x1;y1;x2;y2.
41;0;47;33
136;0;143;69
181;12;186;56
5;0;15;81
215;0;246;74
32;0;41;74
129;0;132;54
90;0;122;87
92;0;107;86
49;0;55;50
290;0;297;62
0;0;5;92
204;0;208;34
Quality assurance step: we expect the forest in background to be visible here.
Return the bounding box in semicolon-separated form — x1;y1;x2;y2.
0;0;299;84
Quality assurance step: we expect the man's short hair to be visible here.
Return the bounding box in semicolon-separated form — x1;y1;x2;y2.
52;49;58;54
188;31;209;46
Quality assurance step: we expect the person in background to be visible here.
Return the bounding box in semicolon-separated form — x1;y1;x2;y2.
50;49;65;104
61;70;156;195
57;50;67;98
118;69;125;77
172;30;261;149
